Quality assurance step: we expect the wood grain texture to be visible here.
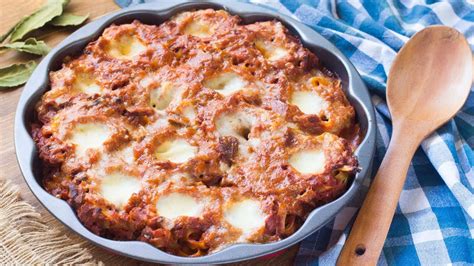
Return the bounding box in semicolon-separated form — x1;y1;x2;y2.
337;26;472;266
0;1;298;264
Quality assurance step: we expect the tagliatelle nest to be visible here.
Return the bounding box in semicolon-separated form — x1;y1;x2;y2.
32;9;360;256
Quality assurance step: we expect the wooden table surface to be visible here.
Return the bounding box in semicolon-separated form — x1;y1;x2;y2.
0;0;299;264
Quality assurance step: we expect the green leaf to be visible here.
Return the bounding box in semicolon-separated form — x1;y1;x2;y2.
0;25;17;43
0;38;50;55
9;0;66;42
57;0;71;7
0;16;28;43
0;61;37;88
50;13;89;26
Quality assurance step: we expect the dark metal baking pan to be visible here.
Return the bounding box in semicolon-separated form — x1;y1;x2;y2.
14;0;376;264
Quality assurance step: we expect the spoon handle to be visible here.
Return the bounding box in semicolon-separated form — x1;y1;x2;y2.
337;127;420;266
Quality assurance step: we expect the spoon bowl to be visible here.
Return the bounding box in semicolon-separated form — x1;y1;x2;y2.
388;26;472;137
338;26;472;266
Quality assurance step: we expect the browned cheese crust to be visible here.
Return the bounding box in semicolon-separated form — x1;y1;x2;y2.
32;9;359;256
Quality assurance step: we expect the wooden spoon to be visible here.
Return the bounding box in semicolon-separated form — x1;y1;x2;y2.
337;26;472;266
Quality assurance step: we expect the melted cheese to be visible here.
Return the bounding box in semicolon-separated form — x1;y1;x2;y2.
139;75;153;88
289;149;326;174
255;40;289;61
156;193;204;219
216;111;255;141
204;72;246;96
119;145;134;164
224;199;266;235
290;91;327;114
184;20;213;37
149;82;179;110
99;173;141;208
107;34;146;60
69;123;110;157
155;139;197;163
74;74;102;95
182;105;196;122
168;173;192;184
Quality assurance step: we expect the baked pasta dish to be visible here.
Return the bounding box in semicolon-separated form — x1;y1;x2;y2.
32;9;360;256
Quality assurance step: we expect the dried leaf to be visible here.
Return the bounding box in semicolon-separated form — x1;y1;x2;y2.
8;0;68;42
0;38;50;55
0;61;37;88
50;13;89;26
0;25;18;43
60;0;70;7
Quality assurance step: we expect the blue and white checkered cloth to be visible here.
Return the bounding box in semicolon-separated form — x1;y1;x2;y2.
115;0;474;264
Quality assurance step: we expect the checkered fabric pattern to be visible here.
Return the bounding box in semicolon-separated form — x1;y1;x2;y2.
115;0;474;264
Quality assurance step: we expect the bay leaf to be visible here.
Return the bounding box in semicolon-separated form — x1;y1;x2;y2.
0;25;17;43
50;13;89;26
9;0;66;42
59;0;71;7
0;61;37;88
0;38;50;55
0;15;29;43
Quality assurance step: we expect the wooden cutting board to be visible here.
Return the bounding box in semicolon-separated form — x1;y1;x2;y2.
0;0;298;264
